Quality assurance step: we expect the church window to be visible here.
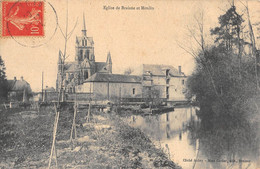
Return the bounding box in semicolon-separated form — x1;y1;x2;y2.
79;50;83;60
84;71;88;79
182;79;185;85
82;40;85;46
166;69;170;77
133;88;135;95
86;50;89;59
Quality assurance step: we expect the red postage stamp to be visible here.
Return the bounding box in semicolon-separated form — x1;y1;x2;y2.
2;1;44;37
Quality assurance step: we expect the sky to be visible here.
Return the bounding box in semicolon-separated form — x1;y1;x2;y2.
0;0;259;92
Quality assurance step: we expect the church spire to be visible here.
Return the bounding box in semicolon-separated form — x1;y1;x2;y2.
106;51;112;73
106;51;112;64
82;13;87;36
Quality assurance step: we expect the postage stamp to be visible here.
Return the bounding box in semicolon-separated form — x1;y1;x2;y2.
2;1;44;37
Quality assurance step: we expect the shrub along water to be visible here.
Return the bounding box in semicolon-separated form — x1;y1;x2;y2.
186;5;259;163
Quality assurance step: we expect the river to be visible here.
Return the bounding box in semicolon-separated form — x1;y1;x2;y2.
123;106;259;169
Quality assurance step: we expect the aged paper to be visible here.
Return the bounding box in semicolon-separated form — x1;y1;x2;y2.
0;0;259;168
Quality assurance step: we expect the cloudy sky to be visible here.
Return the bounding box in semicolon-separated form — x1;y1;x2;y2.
0;0;259;91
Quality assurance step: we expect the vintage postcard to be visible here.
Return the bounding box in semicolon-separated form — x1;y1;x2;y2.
0;0;259;168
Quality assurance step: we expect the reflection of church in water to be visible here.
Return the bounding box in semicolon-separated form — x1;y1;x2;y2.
56;15;112;92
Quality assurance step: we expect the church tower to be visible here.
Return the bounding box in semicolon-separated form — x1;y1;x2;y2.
75;13;95;63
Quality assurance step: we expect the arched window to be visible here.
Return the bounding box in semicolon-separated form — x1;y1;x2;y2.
166;69;170;76
84;71;88;79
79;50;83;60
86;50;89;59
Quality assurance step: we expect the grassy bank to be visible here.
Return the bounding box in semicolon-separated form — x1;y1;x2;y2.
0;106;180;168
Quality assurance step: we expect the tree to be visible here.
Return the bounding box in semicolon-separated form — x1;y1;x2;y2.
184;4;259;123
211;6;244;79
182;4;259;164
0;56;8;102
240;1;260;91
210;6;244;51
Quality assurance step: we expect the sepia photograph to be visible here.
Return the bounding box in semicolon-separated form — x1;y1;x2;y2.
0;0;259;168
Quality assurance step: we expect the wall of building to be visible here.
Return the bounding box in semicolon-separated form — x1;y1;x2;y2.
76;82;94;93
168;77;187;101
78;82;142;100
148;76;187;101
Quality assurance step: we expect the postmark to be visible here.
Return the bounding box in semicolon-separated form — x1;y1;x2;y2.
2;1;44;37
1;0;58;48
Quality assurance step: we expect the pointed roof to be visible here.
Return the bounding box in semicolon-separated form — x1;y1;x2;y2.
82;13;87;36
95;62;107;72
106;51;112;63
7;78;32;93
81;58;92;68
64;62;80;73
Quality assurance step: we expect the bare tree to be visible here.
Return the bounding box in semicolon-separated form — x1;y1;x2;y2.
240;0;260;91
177;10;221;98
48;1;78;168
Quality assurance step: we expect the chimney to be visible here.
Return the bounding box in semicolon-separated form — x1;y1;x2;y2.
178;66;182;74
21;76;24;81
14;77;17;81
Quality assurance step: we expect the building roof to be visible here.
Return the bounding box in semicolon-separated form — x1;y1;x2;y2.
7;77;32;93
84;73;142;83
95;62;107;72
142;64;185;76
64;62;80;73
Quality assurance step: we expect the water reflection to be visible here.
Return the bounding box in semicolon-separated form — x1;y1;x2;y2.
124;107;259;169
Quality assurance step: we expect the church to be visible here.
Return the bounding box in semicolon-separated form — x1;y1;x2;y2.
56;15;112;93
56;15;188;102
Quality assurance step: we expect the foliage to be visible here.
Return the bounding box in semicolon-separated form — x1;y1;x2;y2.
186;5;259;142
0;56;8;102
210;6;244;51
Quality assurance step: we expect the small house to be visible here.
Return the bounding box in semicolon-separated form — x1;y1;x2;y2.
7;77;32;102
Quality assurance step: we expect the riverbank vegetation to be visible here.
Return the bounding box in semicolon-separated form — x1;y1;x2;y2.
185;3;259;164
0;106;179;168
